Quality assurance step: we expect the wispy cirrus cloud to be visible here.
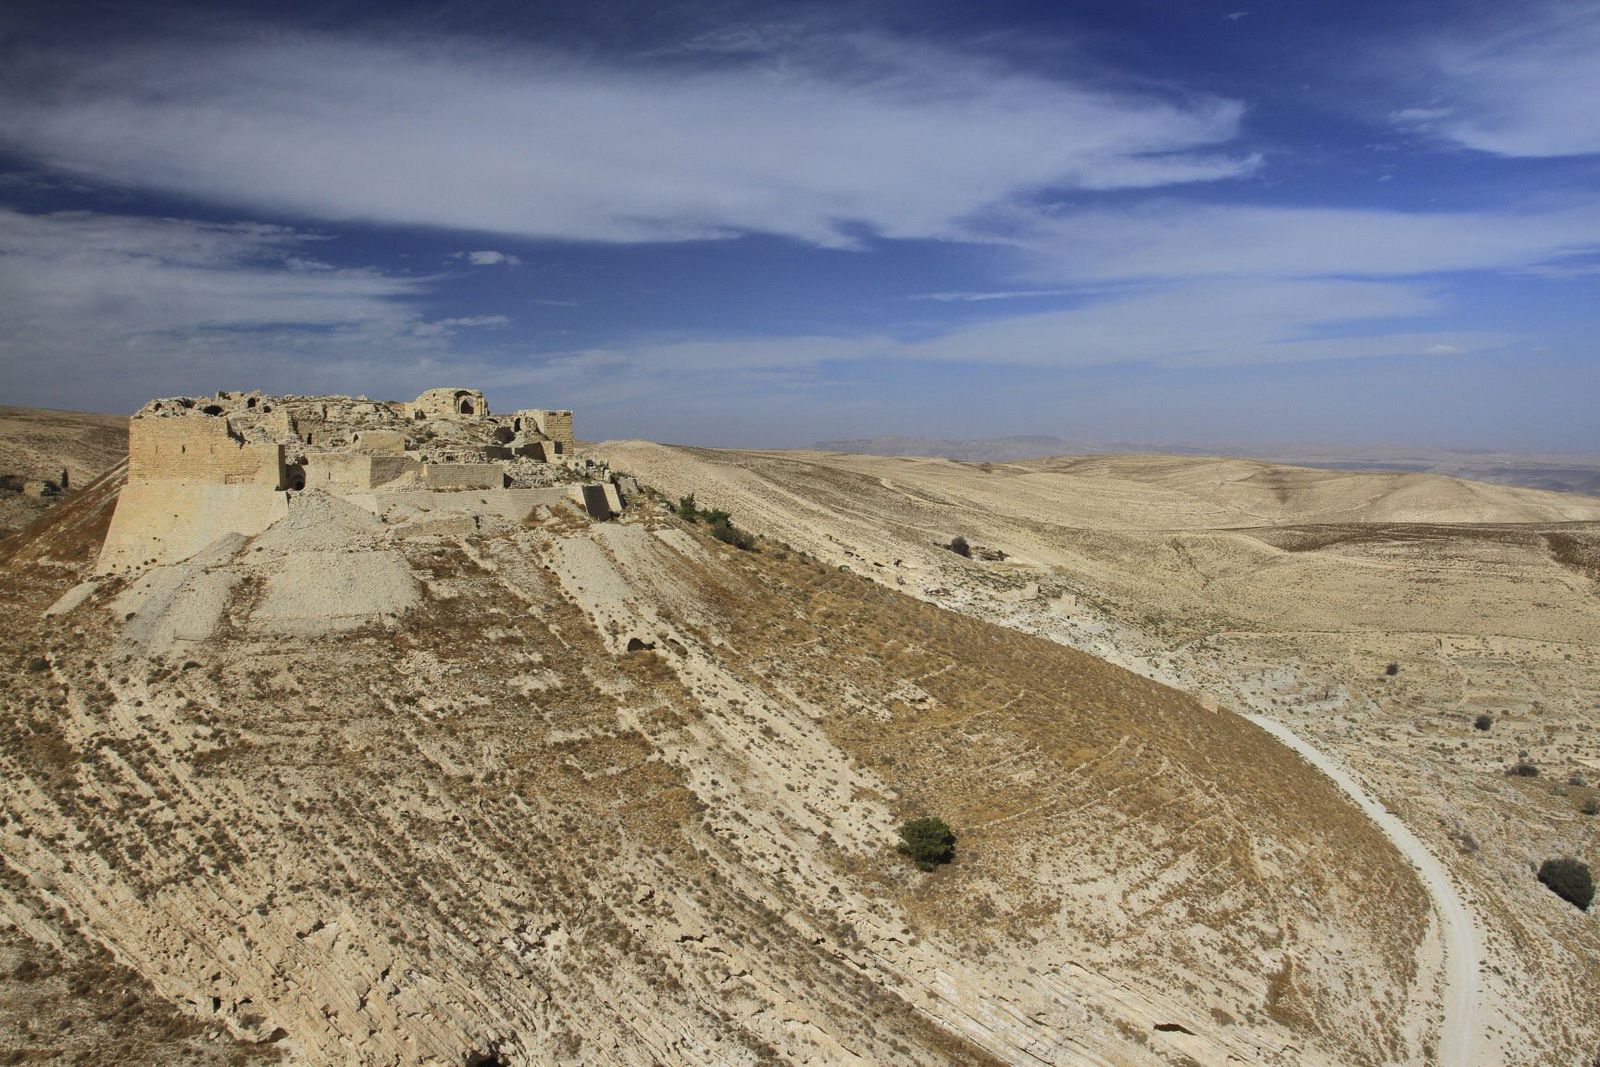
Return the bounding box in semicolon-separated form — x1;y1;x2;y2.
534;277;1491;379
0;208;488;407
985;200;1600;282
0;30;1257;248
1389;2;1600;156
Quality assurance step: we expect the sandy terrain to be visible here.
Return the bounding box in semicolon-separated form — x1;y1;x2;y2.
3;461;1443;1065
1244;713;1481;1067
0;405;128;538
819;437;1600;497
596;441;1600;1065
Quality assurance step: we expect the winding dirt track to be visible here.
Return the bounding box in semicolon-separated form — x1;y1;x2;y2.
1243;713;1482;1067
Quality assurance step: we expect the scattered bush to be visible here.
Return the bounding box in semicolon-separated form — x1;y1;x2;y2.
1474;714;1493;731
1571;772;1588;788
26;656;48;673
1582;798;1600;817
1507;761;1540;777
675;494;756;550
898;817;956;871
709;518;755;551
1537;858;1594;911
1384;662;1399;677
946;536;971;558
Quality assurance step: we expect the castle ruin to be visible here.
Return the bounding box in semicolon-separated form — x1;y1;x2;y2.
98;389;616;571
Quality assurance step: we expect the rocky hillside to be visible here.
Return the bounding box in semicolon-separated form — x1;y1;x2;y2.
0;475;1438;1065
594;441;1600;1065
0;405;129;539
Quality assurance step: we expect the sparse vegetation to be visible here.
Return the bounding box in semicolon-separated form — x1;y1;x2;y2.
675;493;756;550
898;817;956;871
1537;858;1593;911
709;517;755;551
1508;760;1540;777
1384;662;1399;677
1474;714;1493;731
945;536;970;558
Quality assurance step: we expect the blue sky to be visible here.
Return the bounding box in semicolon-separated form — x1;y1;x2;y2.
1;0;1597;449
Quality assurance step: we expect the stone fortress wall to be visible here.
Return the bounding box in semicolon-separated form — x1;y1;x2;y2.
127;413;286;487
100;388;615;572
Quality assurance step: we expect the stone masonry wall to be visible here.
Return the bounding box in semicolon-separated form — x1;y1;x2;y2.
129;416;285;488
531;410;574;447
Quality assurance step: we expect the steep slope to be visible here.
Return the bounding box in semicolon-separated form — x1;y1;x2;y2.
0;484;1438;1066
593;442;1600;1065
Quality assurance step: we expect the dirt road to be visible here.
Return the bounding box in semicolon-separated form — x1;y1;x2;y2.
1243;713;1482;1067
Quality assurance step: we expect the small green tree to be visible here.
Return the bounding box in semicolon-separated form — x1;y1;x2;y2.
946;536;971;558
898;817;956;871
1537;858;1593;911
676;494;697;520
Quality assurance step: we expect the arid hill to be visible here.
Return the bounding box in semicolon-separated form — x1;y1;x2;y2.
595;441;1600;1065
1;450;1444;1065
0;405;129;539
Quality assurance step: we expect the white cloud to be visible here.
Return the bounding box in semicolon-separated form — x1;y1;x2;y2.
910;288;1085;302
1389;106;1452;125
1392;3;1600;156
985;201;1600;282
0;31;1256;247
1425;343;1463;355
452;250;522;266
409;314;513;337
0;208;464;407
542;277;1499;377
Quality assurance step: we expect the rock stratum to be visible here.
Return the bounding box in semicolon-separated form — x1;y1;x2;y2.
0;440;1448;1065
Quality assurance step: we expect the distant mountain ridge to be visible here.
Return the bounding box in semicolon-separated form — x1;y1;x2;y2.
813;435;1600;495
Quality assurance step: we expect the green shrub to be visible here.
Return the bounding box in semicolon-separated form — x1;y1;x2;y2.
1537;858;1593;910
898;817;956;871
946;536;971;558
709;517;755;551
676;492;755;550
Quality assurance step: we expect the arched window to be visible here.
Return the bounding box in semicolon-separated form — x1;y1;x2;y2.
459;398;475;415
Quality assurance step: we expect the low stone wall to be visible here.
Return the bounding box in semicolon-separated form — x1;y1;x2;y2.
304;453;420;490
422;463;507;490
349;430;407;455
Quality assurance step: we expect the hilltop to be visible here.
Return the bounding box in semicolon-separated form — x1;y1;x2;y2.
0;402;1452;1066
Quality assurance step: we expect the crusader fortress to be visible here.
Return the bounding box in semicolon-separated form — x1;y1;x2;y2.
100;388;618;572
